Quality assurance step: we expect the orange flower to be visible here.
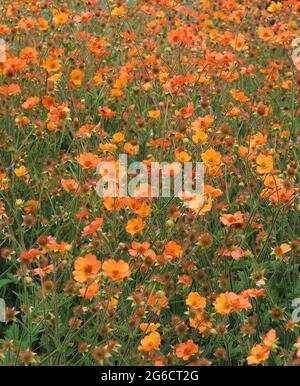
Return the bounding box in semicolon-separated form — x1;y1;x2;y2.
189;310;212;334
214;293;232;315
247;344;270;365
73;254;101;283
98;143;117;153
226;292;252;312
38;17;48;31
138;332;161;352
102;259;130;281
148;110;161;119
112;132;125;143
98;106;116;119
53;12;68;25
33;264;54;279
61;179;79;191
167;29;185;45
192;130;208;144
274;243;291;257
79;282;99;300
262;329;277;350
76;153;101;169
124;142;139;155
42;96;56;110
220;211;244;226
258;26;274;41
43;57;61;73
178;275;192;286
230;89;249;103
186;292;206;309
111;5;126;17
256;154;273;174
230;33;248;51
191;115;214;131
175;340;199;360
140;323;160;333
175;103;194;119
70;69;83;87
164;240;183;259
215;291;253;315
268;1;282;12
149;292;169;315
129;242;156;260
126;217;144;235
24;200;39;213
201;148;222;168
14;166;27;177
22;96;40;110
0;84;21;96
82;217;103;237
175;148;191;163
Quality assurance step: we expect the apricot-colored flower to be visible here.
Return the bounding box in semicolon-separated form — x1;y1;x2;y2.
186;292;206;309
124;142;139;155
53;12;68;25
140;323;160;333
70;69;83;87
215;292;252;315
220;211;244;226
112;132;125;143
247;344;270;365
129;242;156;260
215;293;232;315
76;153;101;169
102;259;130;281
175;148;191;163
82;217;103;237
262;329;277;350
43;57;61;73
79;282;100;300
175;340;199;360
126;217;144;235
73;254;101;283
230;33;248;51
61;179;79;191
274;243;291;257
22;96;40;110
202;148;222;168
258;26;274;41
138;332;161;352
148;110;161;119
164;240;183;259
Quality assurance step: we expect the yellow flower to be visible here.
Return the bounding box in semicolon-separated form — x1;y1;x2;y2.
192;130;208;144
14;166;27;177
111;6;126;17
267;2;282;13
112;132;125;143
256;154;273;174
53;12;68;25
